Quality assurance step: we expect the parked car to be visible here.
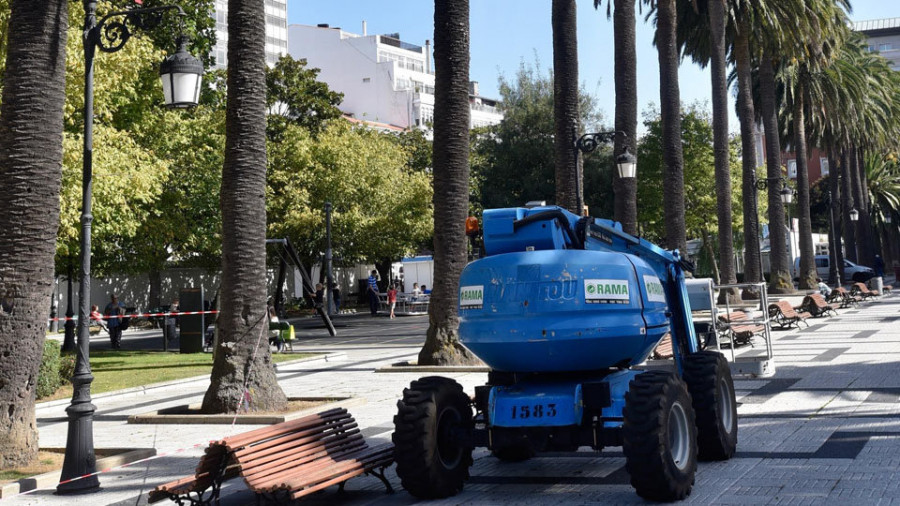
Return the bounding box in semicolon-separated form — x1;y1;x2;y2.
793;255;875;283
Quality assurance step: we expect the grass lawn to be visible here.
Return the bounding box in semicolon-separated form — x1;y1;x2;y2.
42;351;313;402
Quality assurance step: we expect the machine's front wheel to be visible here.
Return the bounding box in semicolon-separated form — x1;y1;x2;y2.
623;370;697;502
683;350;738;460
392;376;473;498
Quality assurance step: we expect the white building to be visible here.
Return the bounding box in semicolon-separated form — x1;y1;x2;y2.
210;0;288;69
855;18;900;71
288;23;503;132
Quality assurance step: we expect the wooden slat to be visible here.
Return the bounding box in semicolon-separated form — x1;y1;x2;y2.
235;420;359;459
240;434;367;481
219;408;348;448
244;440;371;489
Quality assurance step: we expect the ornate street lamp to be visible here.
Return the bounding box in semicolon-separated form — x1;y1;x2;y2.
575;130;634;215
886;214;893;225
850;208;859;222
58;1;202;495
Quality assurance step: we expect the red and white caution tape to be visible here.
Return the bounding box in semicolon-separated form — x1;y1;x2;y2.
14;441;210;497
48;309;219;323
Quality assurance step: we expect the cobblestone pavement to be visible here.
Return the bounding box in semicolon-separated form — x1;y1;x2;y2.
10;289;900;505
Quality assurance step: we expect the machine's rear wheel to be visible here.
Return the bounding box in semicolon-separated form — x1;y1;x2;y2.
392;376;473;498
683;351;738;460
623;370;697;502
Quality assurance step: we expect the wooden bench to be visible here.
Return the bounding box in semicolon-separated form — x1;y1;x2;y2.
149;408;393;505
829;287;861;308
852;282;879;300
801;293;840;317
717;311;766;346
767;300;811;329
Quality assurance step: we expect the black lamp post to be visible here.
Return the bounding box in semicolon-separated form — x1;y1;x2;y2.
57;1;202;494
575;131;636;214
324;202;334;315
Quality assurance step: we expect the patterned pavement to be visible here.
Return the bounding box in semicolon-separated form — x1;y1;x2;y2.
9;289;900;505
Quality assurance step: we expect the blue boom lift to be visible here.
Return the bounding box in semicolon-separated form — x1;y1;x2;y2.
393;205;738;501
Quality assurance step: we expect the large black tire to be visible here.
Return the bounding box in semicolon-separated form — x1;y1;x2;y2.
683;351;738;461
623;370;697;502
393;376;473;498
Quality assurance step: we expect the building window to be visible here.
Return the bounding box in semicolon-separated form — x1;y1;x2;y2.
820;157;829;177
787;159;797;178
362;77;371;83
868;44;876;52
879;43;892;51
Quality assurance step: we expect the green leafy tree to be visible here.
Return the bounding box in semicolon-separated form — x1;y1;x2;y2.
266;121;433;268
637;104;747;279
470;61;608;216
266;55;344;138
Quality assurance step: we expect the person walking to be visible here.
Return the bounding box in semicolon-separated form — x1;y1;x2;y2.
331;282;342;314
387;283;398;319
104;294;125;349
367;270;380;316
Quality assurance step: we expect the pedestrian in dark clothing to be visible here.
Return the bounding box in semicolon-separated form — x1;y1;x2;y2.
331;283;342;314
105;294;125;349
367;270;380;316
875;255;885;277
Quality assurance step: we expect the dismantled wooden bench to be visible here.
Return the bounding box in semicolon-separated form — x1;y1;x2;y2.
717;310;766;346
149;408;393;505
852;282;879;300
802;293;840;317
768;300;811;329
829;286;861;308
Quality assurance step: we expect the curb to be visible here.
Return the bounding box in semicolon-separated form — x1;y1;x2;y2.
36;352;347;409
375;360;489;373
127;396;367;425
0;448;156;499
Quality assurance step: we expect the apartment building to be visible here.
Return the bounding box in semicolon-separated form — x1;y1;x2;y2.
855;17;900;71
288;23;503;132
210;0;288;69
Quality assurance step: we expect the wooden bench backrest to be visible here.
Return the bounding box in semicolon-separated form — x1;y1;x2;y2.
853;282;873;294
719;310;747;323
773;300;799;316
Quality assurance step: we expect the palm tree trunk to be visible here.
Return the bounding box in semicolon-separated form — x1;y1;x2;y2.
828;154;844;286
794;77;815;290
656;0;686;254
758;50;791;293
613;0;637;234
856;146;876;268
709;0;738;303
418;0;479;366
734;29;761;297
202;0;287;412
848;146;863;264
0;0;68;468
552;0;581;214
841;148;857;264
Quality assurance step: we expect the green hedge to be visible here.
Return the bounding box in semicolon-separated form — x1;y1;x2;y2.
36;340;74;399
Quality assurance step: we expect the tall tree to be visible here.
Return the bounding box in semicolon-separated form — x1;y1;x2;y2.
552;0;581;214
707;0;738;302
595;0;637;233
202;0;287;412
655;0;687;253
0;0;68;468
417;0;478;366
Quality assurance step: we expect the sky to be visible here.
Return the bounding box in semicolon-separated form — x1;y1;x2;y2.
288;1;900;134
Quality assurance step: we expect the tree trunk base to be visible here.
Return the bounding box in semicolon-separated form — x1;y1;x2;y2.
201;345;288;414
717;286;741;305
417;326;480;366
768;272;794;295
740;287;761;300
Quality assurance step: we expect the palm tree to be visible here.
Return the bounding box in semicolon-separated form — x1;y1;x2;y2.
0;0;68;468
706;0;739;302
553;0;581;214
595;0;638;234
841;149;858;263
202;0;287;412
655;0;687;253
417;0;479;366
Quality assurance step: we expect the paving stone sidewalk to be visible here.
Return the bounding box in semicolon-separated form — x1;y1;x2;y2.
8;290;900;505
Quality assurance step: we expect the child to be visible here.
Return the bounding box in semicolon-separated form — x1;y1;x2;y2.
387;283;398;319
90;304;108;333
